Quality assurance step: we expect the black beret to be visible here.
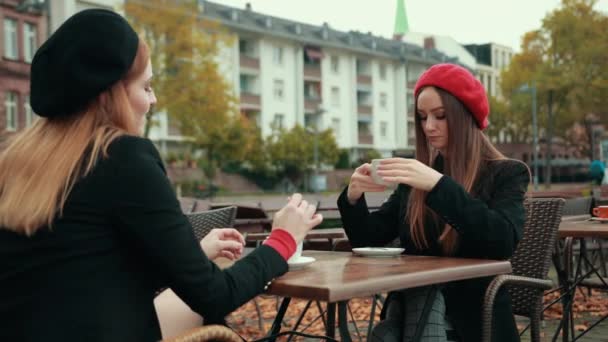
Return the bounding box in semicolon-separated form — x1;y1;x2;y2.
30;9;139;118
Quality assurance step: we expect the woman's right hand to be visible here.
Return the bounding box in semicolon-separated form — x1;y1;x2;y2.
272;193;323;243
346;163;387;205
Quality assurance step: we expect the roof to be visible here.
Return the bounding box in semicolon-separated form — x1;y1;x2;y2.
200;1;460;65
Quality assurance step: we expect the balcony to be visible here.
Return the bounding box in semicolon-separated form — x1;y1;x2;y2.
239;54;260;71
357;74;372;84
240;92;261;110
304;64;321;81
358;133;374;145
304;98;322;112
357;105;372;115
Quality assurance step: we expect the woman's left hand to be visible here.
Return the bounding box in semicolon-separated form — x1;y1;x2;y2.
200;228;246;261
377;158;443;191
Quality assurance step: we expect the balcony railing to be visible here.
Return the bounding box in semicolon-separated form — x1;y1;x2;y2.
357;74;372;84
358;133;374;145
304;64;321;80
305;98;322;112
240;92;261;110
239;54;260;70
357;105;372;115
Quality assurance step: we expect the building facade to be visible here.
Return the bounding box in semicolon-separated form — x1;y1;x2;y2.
464;42;514;100
149;1;458;161
0;0;124;138
0;0;45;136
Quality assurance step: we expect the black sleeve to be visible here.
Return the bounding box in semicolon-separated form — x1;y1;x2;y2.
108;136;287;323
337;186;406;247
425;161;530;259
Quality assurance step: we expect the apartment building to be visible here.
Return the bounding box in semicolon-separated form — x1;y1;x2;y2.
0;0;45;136
149;1;459;161
464;42;514;99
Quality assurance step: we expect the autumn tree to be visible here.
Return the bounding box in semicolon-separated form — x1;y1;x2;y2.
265;125;340;189
500;0;607;186
125;0;252;179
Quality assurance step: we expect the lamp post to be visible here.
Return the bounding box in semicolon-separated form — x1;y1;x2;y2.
307;107;325;193
518;81;539;191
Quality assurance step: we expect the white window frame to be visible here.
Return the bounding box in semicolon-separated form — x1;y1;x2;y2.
330;55;339;73
5;91;18;131
380;121;388;138
331;118;340;138
273;79;284;100
272;113;284;130
330;86;340;107
24;94;34;126
379;63;387;80
380;92;388;110
272;46;283;65
23;22;37;63
4;18;18;60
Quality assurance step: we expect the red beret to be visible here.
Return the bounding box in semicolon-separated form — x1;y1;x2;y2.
414;63;489;130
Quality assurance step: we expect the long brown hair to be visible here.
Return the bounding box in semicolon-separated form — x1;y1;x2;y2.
0;39;150;235
408;86;506;255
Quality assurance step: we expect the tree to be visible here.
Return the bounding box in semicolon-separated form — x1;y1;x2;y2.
265;125;340;188
500;0;607;186
125;0;250;179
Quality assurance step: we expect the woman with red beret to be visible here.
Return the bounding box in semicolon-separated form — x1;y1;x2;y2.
338;63;529;341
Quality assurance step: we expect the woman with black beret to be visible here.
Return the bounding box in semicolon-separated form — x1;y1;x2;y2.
338;63;530;341
0;9;321;341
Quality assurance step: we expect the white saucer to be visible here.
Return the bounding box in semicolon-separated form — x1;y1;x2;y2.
589;217;608;223
352;247;405;257
288;256;316;270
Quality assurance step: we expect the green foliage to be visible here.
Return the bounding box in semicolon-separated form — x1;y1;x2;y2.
265;125;340;186
334;149;351;169
500;0;608;142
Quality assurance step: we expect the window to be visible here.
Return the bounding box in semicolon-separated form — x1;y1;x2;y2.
24;94;35;126
379;92;388;110
23;22;37;63
272;113;284;130
273;79;284;100
4;18;18;60
379;63;387;80
330;55;339;73
273;46;283;65
380;121;388;138
330;86;340;107
407;92;414;117
331;118;340;138
5;92;17;131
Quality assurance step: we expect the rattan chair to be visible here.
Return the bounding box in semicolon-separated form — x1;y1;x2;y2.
162;324;242;342
482;198;565;342
187;206;237;241
562;196;592;216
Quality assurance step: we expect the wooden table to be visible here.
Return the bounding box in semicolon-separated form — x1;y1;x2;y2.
266;250;512;341
559;219;608;239
556;218;608;341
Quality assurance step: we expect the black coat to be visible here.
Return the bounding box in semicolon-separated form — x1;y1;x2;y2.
0;136;287;342
338;157;530;342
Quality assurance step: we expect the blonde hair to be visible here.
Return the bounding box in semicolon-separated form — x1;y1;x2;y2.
408;86;506;255
0;39;150;235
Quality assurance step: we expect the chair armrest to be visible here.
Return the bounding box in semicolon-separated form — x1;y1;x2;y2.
162;324;243;342
482;274;553;342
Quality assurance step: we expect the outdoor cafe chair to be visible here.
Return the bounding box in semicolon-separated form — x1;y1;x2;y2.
482;197;565;342
187;206;238;241
162;324;242;342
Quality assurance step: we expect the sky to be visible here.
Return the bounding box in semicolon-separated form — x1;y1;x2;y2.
217;0;608;52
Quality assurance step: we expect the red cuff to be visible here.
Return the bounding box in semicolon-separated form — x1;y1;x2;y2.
263;228;297;261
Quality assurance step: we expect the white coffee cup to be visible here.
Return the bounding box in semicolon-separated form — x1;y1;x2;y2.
371;159;397;189
288;241;303;262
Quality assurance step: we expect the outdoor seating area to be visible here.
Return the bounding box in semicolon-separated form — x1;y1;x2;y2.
164;190;608;341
